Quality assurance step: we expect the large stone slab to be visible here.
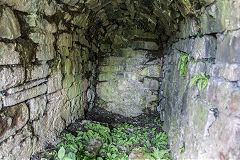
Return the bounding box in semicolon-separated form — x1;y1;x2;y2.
3;84;47;107
28;95;47;121
0;67;25;91
216;30;240;64
27;64;49;81
0;103;29;143
7;79;46;95
0;126;35;160
0;42;20;65
131;41;159;50
1;0;40;13
0;7;21;39
48;70;63;94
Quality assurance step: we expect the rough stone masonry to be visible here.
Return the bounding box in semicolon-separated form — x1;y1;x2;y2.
0;0;240;159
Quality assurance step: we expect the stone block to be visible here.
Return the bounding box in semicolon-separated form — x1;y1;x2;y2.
27;64;49;81
131;41;159;50
36;44;55;61
191;36;217;59
0;67;25;91
140;64;162;77
1;0;39;13
98;72;116;81
0;126;35;160
177;17;199;38
0;103;29;143
200;0;230;34
3;84;47;107
99;66;124;73
29;32;56;61
216;30;240;64
28;95;47;121
57;33;72;48
48;70;63;94
7;79;46;95
173;38;195;54
0;42;20;65
0;7;21;39
67;82;81;99
143;78;159;90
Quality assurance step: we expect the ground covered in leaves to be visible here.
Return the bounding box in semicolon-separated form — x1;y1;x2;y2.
31;108;171;160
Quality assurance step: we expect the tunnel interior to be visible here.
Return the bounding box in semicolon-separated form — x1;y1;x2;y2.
0;0;240;159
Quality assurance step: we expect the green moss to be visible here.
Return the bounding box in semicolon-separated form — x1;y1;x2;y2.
65;58;72;75
193;105;207;131
63;75;74;89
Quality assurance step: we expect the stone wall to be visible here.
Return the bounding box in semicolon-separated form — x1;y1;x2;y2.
0;2;97;159
159;0;240;159
97;38;162;117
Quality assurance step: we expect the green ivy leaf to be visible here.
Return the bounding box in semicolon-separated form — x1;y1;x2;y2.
58;146;66;160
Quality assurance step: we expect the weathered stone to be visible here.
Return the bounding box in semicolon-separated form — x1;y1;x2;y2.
68;82;81;99
0;42;20;65
0;7;21;39
36;44;55;61
1;0;39;13
0;126;35;160
140;65;162;77
57;33;72;48
143;78;159;90
200;0;230;34
177;17;199;38
33;91;68;146
191;36;217;59
29;32;56;61
0;67;25;91
216;30;240;64
27;63;49;81
3;84;47;107
85;138;102;158
28;95;47;121
131;41;159;50
61;0;79;6
44;1;57;16
0;103;29;143
48;70;63;94
7;79;46;95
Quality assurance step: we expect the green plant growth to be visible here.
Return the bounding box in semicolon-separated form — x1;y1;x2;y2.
43;118;171;160
190;72;210;91
178;52;188;77
179;147;185;154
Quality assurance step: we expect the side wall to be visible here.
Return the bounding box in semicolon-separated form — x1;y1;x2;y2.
160;0;240;159
0;2;97;159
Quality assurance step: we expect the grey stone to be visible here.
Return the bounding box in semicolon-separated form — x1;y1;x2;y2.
0;126;35;160
28;95;47;121
85;138;102;158
200;0;229;34
48;70;63;94
0;67;25;91
191;36;217;59
139;64;162;77
1;0;39;13
216;30;240;64
27;64;49;81
0;7;21;39
3;84;47;107
57;33;73;48
7;79;47;95
131;41;159;50
0;42;20;65
0;103;29;143
29;32;56;61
